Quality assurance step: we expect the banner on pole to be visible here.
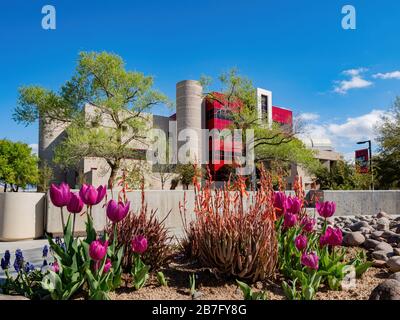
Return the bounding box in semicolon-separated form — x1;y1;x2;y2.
355;149;369;173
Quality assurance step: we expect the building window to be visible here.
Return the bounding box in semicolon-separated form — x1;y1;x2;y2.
261;95;269;116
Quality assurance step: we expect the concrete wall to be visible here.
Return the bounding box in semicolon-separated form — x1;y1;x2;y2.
322;190;400;216
46;190;197;238
0;193;45;241
2;190;399;241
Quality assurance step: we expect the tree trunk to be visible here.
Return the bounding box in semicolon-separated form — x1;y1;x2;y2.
108;160;121;189
4;183;7;192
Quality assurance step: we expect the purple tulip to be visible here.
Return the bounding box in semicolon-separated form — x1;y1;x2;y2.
320;227;343;247
274;192;287;217
50;183;71;207
316;201;336;218
301;252;319;270
106;200;130;223
94;258;112;273
131;235;148;254
89;239;108;261
79;184;107;206
103;258;112;273
295;234;308;251
301;216;316;233
286;196;302;214
66;192;84;214
283;212;298;229
51;261;60;273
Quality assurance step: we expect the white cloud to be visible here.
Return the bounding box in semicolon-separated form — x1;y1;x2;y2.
29;143;38;155
333;68;373;94
373;70;400;80
302;109;387;159
298;112;320;121
326;109;385;141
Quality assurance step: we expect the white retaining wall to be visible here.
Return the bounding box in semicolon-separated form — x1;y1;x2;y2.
1;190;400;241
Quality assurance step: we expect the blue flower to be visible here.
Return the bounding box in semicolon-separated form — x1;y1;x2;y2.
1;258;8;270
4;250;10;263
24;262;35;273
1;250;11;270
13;249;24;272
42;245;49;258
42;259;48;267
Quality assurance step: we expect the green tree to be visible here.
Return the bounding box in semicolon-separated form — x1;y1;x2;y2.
374;97;400;189
200;69;320;175
176;163;202;190
315;160;371;190
14;51;169;188
0;139;39;192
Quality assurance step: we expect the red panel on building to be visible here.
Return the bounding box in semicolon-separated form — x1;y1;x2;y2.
272;106;293;126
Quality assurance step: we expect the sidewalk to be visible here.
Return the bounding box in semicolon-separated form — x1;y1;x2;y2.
0;239;49;278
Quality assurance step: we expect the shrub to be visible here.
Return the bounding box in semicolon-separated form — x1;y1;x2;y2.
107;181;173;271
180;165;278;282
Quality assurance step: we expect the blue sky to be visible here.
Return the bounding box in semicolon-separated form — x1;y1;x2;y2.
1;0;400;159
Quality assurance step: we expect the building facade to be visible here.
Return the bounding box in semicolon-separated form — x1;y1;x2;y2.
39;80;341;190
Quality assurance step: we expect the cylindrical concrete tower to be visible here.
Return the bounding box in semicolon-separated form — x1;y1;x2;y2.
39;117;68;184
176;80;203;164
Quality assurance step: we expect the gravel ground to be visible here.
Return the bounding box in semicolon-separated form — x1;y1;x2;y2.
109;248;390;301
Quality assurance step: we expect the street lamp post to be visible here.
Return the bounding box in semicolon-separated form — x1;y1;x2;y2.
357;140;374;190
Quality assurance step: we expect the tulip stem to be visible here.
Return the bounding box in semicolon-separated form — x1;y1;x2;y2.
60;207;66;232
72;213;76;238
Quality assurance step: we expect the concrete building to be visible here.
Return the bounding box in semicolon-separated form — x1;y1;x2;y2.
39;80;342;190
288;137;343;190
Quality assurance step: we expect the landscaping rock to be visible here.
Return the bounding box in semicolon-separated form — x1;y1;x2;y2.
371;231;384;240
377;217;390;231
375;242;394;253
372;260;387;268
343;232;365;246
363;239;381;250
387;256;400;273
387;234;400;244
389;272;400;282
350;221;370;231
382;230;398;239
359;227;372;235
369;279;400;300
192;291;203;300
394;248;400;256
376;211;390;219
372;250;391;261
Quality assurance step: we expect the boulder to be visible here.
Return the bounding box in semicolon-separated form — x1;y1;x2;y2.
372;250;391;261
387;256;400;273
359;227;372;235
343;232;365;246
376;211;390;219
372;260;387;268
377;217;390;231
363;239;381;250
375;242;394;253
350;221;370;231
371;231;384;240
389;272;400;282
369;279;400;300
